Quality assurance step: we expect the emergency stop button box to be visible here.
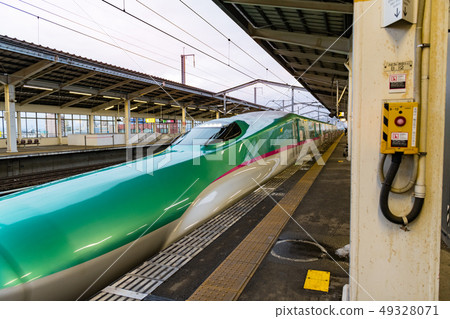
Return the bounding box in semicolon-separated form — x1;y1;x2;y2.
381;102;419;154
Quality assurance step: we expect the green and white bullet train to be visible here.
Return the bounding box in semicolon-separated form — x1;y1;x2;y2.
0;111;338;300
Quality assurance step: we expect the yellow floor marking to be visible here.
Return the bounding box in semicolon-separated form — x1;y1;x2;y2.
303;269;331;292
187;134;344;301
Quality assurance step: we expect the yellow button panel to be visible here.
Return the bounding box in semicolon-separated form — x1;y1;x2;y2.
381;102;419;154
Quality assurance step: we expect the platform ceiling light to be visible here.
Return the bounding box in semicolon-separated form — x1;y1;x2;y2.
199;108;207;111
154;102;165;106
23;85;53;91
133;99;147;103
130;106;138;111
105;105;115;110
187;107;196;110
69;91;92;96
170;105;180;108
103;95;121;100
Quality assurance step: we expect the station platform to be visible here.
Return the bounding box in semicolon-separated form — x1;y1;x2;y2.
0;143;169;194
89;134;450;301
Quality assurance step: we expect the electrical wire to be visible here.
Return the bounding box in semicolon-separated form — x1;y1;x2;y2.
136;0;261;79
101;0;255;80
177;0;320;105
17;0;238;90
102;0;310;105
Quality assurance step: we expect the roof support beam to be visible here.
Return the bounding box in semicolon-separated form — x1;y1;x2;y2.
127;84;161;100
249;26;350;54
276;49;347;64
298;74;347;86
224;0;353;14
60;79;132;109
160;107;181;115
92;99;123;112
175;93;196;102
9;60;56;86
20;71;98;105
291;63;348;77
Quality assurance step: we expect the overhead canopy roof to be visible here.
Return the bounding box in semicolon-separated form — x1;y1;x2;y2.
0;35;269;120
213;0;352;114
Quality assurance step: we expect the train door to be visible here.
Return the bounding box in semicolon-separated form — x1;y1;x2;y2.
292;120;300;159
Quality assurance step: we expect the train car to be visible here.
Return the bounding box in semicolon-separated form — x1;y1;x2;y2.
0;111;338;300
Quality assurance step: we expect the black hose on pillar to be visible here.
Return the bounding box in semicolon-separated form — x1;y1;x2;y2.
379;153;424;225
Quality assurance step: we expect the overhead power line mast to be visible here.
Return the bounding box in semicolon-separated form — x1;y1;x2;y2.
181;53;195;85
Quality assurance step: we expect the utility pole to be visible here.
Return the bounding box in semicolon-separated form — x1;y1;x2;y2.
181;53;195;85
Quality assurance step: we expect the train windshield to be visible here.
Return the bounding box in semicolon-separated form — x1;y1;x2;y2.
173;122;241;145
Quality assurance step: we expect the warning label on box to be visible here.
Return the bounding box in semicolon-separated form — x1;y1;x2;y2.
389;74;406;93
391;132;408;147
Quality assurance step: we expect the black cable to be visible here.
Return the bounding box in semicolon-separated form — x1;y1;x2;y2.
101;0;254;80
379;153;424;225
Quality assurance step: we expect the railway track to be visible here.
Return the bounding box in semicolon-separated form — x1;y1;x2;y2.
0;162;124;196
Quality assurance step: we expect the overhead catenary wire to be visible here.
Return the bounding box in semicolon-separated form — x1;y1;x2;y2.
16;0;241;90
136;0;261;79
2;0;318;112
101;0;311;107
101;0;255;80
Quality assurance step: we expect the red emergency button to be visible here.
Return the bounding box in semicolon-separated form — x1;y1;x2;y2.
394;116;406;127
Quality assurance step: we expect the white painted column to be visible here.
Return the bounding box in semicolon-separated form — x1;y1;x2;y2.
181;107;186;133
57;113;63;144
89;115;94;134
125;99;131;145
350;0;447;300
16;111;22;140
4;84;17;153
346;55;353;161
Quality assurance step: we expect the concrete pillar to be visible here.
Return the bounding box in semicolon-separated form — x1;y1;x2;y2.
349;0;447;300
89;115;94;134
346;56;353;161
16;111;22;140
4;84;17;153
114;116;119;133
181;107;186;133
125;99;131;145
57;113;63;144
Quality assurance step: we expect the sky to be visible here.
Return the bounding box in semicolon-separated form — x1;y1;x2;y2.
0;0;325;116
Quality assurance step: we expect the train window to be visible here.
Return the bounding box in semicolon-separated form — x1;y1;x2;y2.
173;122;241;145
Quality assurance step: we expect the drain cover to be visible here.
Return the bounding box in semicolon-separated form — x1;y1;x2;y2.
271;239;327;262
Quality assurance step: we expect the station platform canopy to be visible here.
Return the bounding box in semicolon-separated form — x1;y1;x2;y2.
0;35;270;120
213;0;352;115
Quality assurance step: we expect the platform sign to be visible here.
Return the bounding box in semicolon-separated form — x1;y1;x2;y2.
145;118;155;123
389;74;406;93
383;0;414;27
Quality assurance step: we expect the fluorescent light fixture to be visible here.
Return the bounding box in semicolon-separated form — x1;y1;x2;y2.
69;91;92;96
187;107;196;110
133;99;147;103
103;95;121;100
199;108;207;111
23;85;53;91
170;104;180;108
154;102;165;106
130;106;138;111
209;110;215;112
105;106;115;110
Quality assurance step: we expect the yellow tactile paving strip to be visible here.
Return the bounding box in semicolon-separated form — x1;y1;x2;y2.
188;134;344;301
